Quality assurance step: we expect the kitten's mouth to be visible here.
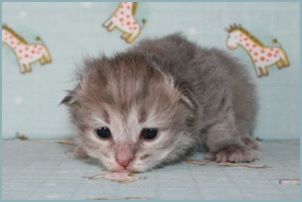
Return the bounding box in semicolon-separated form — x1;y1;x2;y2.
108;164;138;173
122;165;136;173
111;166;127;172
121;163;142;173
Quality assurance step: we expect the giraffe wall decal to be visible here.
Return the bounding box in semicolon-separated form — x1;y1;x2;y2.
103;2;146;44
226;24;290;77
2;24;52;74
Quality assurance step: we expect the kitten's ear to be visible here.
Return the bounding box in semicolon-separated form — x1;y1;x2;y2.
61;72;88;106
180;92;196;110
179;88;197;111
60;90;76;105
175;81;197;111
161;72;197;111
60;85;82;106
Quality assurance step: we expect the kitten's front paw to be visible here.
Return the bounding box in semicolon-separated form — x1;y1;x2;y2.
206;145;259;163
241;136;260;150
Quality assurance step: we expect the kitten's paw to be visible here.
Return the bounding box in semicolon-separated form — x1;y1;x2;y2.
213;145;259;163
241;136;260;150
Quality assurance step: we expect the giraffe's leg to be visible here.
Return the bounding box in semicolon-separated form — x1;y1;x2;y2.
126;36;134;43
26;64;32;73
276;60;283;69
263;67;269;76
280;59;289;68
103;19;112;28
127;30;141;43
259;67;268;77
255;67;262;77
22;64;32;73
278;51;290;67
39;54;51;65
123;33;132;43
104;21;115;31
284;58;290;67
44;52;52;64
108;24;116;31
39;57;46;65
20;64;27;74
47;53;52;63
42;56;49;64
121;32;130;39
125;33;138;44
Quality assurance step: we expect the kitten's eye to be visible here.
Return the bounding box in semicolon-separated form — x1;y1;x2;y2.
141;128;158;140
95;127;111;139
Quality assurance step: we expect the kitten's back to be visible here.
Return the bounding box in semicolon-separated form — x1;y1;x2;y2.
133;33;258;136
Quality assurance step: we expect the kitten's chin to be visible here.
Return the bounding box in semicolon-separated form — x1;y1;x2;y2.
127;161;159;173
126;163;143;172
103;164;147;173
103;164;125;172
126;166;147;173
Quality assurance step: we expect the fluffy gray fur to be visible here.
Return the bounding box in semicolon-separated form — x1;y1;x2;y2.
62;34;259;172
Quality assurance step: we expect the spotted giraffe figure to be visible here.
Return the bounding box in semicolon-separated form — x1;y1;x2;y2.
2;24;52;74
226;24;289;77
103;2;146;44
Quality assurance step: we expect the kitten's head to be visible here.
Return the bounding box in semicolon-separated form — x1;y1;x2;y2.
62;53;196;172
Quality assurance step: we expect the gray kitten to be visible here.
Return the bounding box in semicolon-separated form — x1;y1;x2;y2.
62;34;259;172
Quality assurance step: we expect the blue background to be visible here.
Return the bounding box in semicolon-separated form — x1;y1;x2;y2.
2;2;300;139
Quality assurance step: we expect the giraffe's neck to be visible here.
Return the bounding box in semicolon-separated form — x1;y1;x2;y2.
237;32;254;50
2;30;25;51
121;2;134;13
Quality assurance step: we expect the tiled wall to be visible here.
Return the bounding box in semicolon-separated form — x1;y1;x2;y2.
2;2;300;139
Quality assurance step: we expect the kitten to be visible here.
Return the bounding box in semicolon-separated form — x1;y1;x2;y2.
62;34;259;172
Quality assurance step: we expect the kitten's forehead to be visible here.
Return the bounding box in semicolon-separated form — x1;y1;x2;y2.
85;53;179;114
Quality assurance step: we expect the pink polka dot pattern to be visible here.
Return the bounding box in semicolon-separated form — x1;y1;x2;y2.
2;25;52;74
103;2;146;44
226;24;290;77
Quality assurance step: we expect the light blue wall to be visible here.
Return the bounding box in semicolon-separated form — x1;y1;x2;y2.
2;2;300;139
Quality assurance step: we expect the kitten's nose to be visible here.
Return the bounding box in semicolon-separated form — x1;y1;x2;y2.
117;157;133;168
116;148;134;168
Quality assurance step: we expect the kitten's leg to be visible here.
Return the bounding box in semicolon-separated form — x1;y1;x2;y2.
204;113;259;163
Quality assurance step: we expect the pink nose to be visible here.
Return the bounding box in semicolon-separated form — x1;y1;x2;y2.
116;148;134;168
117;157;133;168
